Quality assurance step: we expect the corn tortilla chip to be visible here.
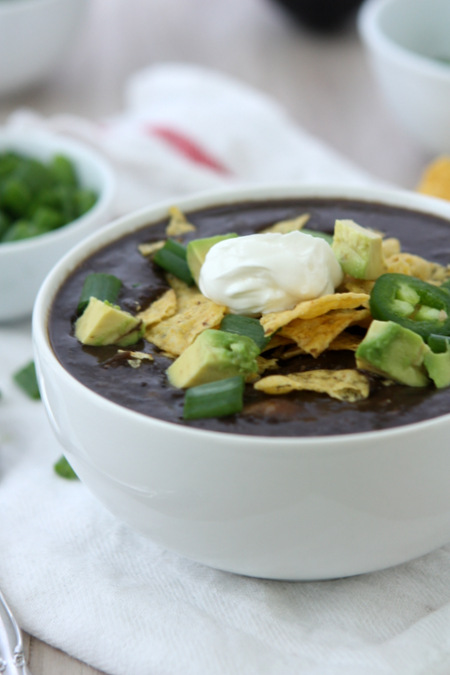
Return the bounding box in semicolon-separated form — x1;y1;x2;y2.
278;308;370;357
145;280;226;355
138;289;177;328
254;369;370;402
166;206;196;236
262;213;310;234
138;240;166;257
260;292;370;335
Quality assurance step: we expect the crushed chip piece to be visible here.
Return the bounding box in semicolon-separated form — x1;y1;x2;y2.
328;332;363;352
138;289;177;328
138;240;166;257
117;350;154;368
278;308;371;357
260;292;370;335
144;280;226;356
254;369;370;402
382;237;401;259
417;156;450;200
339;277;375;295
166;206;196;236
385;252;442;281
262;213;310;233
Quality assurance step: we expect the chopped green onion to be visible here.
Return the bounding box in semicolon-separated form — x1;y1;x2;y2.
153;239;194;285
302;228;333;245
13;361;40;400
220;314;270;351
77;273;123;314
54;455;78;480
427;334;450;353
183;375;245;419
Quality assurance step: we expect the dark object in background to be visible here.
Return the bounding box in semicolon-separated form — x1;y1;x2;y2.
270;0;365;31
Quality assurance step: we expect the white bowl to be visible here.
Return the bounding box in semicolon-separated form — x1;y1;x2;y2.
0;0;88;96
358;0;450;154
0;130;115;322
32;184;450;580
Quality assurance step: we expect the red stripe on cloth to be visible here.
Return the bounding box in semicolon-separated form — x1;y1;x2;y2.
145;124;232;176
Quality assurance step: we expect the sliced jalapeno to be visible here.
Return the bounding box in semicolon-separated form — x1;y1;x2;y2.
370;273;450;339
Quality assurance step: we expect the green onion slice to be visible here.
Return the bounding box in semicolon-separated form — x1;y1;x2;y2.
220;314;270;351
13;360;40;400
427;333;450;353
301;228;333;245
77;273;123;314
153;239;194;285
183;375;245;419
54;455;79;480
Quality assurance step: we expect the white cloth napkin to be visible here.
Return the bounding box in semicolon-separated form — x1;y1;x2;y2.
1;63;450;675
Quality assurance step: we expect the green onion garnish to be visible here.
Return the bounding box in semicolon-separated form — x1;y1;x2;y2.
54;455;78;480
302;228;333;245
77;273;123;314
427;334;450;353
153;239;194;285
220;314;270;351
13;360;40;400
183;375;245;419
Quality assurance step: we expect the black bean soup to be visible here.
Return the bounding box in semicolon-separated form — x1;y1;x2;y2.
49;198;450;436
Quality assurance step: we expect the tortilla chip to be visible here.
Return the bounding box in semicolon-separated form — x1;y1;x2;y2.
138;240;166;257
382;237;401;259
417;156;450;200
328;332;363;352
144;280;226;356
166;206;196;236
260;292;370;335
254;369;370;402
262;213;310;233
278;308;371;357
339;277;375;295
385;252;442;281
117;350;154;368
138;289;177;328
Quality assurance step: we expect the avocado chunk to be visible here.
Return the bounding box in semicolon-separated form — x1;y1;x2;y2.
75;297;143;347
355;320;429;387
167;328;259;389
186;233;238;285
424;346;450;388
332;219;386;280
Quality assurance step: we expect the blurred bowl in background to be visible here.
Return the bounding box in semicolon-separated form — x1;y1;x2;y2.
0;0;89;96
358;0;450;155
0;130;115;323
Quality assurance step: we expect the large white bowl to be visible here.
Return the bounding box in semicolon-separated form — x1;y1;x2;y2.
0;0;88;96
358;0;450;154
0;130;115;322
32;184;450;580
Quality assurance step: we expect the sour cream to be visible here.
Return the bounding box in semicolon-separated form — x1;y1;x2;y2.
199;231;343;315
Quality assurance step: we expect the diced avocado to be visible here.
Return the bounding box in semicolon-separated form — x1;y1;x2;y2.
424;346;450;388
355;320;429;387
75;297;143;347
332;219;386;280
186;233;238;285
167;328;259;389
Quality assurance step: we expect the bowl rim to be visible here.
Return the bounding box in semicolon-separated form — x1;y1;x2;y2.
32;181;450;447
0;0;84;13
358;0;450;82
0;129;116;255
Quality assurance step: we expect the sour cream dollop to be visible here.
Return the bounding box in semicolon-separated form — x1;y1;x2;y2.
199;231;343;315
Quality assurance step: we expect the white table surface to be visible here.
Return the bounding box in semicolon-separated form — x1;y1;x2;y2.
0;0;436;673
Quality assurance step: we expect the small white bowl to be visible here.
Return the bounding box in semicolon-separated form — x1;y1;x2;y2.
0;0;89;96
32;184;450;580
358;0;450;154
0;130;115;322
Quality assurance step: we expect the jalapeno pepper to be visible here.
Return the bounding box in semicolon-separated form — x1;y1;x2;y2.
370;273;450;339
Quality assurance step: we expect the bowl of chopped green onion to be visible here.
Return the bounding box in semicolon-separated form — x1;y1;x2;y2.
0;129;115;322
